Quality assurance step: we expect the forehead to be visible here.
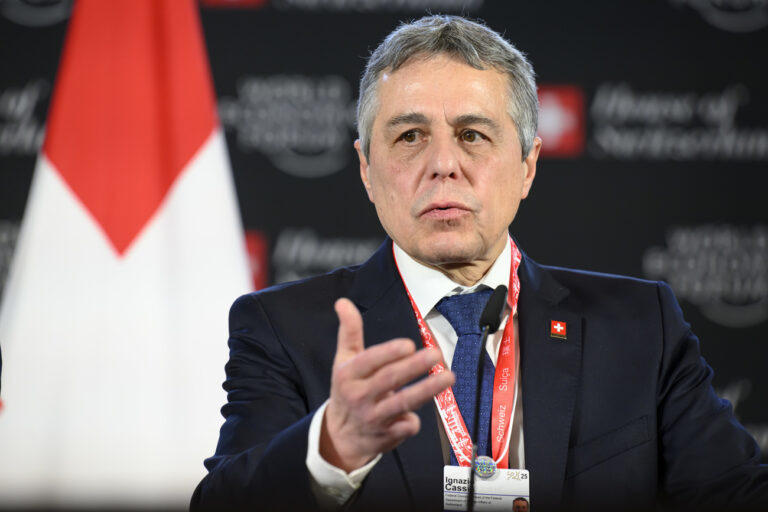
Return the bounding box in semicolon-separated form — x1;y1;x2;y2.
374;55;510;126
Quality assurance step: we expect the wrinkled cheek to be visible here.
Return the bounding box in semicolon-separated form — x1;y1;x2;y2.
380;186;405;214
374;201;388;222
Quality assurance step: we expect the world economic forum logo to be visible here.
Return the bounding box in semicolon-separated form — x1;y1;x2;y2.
643;225;768;328
219;74;357;178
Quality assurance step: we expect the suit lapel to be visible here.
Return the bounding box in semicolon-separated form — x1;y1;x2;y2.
517;253;583;512
349;240;444;509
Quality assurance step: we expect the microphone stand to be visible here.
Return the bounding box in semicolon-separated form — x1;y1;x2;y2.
467;323;491;512
467;284;506;512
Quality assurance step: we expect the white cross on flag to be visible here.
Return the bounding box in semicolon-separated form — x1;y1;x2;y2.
550;320;567;339
0;0;250;507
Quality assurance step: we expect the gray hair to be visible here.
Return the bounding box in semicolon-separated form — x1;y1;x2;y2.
357;15;538;161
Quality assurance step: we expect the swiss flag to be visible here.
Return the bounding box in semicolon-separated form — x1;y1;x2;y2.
551;320;567;339
538;85;585;158
0;1;251;507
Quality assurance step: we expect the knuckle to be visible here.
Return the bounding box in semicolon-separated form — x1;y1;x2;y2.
392;393;411;415
346;387;367;406
360;408;379;425
334;361;355;382
395;338;415;354
379;366;402;391
419;348;438;368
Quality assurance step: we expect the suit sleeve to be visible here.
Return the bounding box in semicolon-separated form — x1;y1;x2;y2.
190;293;320;512
655;282;768;509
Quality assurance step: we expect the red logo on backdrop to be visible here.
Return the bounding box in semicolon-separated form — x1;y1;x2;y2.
200;0;269;7
538;85;585;158
550;320;567;339
244;230;269;290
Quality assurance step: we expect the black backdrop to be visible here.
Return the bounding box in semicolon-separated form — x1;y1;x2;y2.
1;0;766;461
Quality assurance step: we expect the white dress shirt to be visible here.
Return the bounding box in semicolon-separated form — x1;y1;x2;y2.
306;240;525;508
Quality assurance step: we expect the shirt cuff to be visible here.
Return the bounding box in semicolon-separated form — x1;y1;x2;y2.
306;400;383;508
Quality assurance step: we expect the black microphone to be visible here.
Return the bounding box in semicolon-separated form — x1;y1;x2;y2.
479;285;507;335
467;284;507;512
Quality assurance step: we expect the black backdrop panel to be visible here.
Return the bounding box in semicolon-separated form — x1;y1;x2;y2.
1;0;766;459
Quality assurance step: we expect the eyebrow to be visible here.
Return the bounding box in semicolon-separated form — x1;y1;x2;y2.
453;114;502;134
384;112;502;135
385;112;429;129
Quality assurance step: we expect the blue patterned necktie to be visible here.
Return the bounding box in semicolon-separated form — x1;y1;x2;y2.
436;288;495;465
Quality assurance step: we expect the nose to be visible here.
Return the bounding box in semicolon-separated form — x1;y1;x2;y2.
426;134;461;180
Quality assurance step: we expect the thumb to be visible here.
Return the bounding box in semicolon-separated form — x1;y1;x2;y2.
334;298;364;364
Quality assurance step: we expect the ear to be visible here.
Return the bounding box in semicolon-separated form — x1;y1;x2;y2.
355;139;374;202
520;136;542;199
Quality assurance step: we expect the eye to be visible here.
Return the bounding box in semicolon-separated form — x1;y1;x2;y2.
460;129;486;143
397;129;421;144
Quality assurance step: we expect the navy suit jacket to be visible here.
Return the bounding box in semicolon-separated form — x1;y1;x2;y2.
191;239;768;511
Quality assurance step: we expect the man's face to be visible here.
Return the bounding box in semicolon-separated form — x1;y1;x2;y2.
356;54;540;272
513;498;529;512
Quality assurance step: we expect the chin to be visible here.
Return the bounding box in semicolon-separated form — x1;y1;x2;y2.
414;236;482;266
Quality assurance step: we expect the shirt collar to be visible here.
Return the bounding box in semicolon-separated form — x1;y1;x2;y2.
393;238;512;319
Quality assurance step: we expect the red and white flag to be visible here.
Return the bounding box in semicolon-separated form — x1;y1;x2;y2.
0;1;250;507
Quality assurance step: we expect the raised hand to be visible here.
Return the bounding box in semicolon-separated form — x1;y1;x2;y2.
320;298;455;472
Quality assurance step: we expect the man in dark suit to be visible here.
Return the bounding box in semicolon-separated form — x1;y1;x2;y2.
191;15;768;511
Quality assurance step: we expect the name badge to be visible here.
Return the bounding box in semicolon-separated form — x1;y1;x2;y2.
443;465;530;511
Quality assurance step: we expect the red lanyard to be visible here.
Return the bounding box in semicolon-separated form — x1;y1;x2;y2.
393;239;521;468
